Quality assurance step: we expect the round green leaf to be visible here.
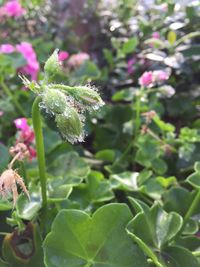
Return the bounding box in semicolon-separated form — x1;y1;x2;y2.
43;204;148;267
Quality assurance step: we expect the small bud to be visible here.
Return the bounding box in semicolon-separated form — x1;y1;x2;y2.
55;107;84;144
64;86;104;111
42;89;67;114
44;49;61;77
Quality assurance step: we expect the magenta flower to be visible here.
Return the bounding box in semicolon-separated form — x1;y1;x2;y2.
152;32;160;39
58;51;69;61
0;0;25;17
0;44;15;53
14;118;29;131
16;42;39;80
139;71;154;87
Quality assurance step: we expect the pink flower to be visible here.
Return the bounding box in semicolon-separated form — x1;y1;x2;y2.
152;32;160;39
139;71;154;87
0;44;15;53
16;42;39;80
153;70;169;82
127;57;136;75
14;118;29;131
68;52;90;68
0;0;25;17
0;111;4;117
14;117;36;160
58;51;69;61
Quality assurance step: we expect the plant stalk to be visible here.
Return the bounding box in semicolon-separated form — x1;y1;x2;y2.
32;96;47;210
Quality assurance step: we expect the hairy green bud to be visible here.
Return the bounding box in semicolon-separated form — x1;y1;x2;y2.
44;49;61;78
65;86;104;110
48;84;104;111
42;89;66;114
55;107;84;143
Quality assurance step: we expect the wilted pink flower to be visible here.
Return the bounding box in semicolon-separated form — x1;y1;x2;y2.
14;118;29;131
0;0;25;17
139;71;153;87
153;70;169;82
152;32;160;39
127;57;136;75
0;44;15;53
58;51;69;61
68;52;90;68
16;42;39;80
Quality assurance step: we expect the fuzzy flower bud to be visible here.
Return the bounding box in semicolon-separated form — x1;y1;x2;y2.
61;86;104;111
44;50;61;78
42;89;67;114
55;107;84;144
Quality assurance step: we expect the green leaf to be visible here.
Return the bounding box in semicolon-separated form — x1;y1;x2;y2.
110;172;139;191
112;88;135;102
161;245;199;267
43;204;148;267
95;149;115;162
163;187;196;216
16;186;41;221
127;204;183;249
187;172;200;188
70;171;114;210
122;37;138;54
48;152;90;186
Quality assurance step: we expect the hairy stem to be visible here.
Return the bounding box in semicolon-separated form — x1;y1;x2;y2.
32;97;47;209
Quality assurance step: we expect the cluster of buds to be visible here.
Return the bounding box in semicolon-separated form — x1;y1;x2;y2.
21;50;104;144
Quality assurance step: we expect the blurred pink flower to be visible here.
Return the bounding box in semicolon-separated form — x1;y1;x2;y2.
0;111;4;117
14;117;36;160
14;118;29;131
152;32;160;39
154;70;169;82
139;70;170;87
68;52;90;68
0;44;15;53
127;57;136;75
0;0;25;17
16;42;39;80
58;51;69;61
139;71;153;87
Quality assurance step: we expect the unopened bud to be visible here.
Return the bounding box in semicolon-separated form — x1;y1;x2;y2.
44;50;61;78
64;86;104;111
42;89;67;114
55;107;84;143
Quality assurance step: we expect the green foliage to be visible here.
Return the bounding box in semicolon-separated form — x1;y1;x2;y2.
43;204;148;267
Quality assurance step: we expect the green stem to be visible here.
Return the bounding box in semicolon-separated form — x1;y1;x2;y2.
32;97;47;210
110;89;142;170
0;79;26;117
135;91;141;139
